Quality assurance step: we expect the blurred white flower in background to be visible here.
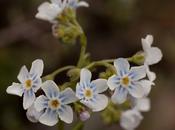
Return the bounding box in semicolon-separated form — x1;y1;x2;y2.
120;109;143;130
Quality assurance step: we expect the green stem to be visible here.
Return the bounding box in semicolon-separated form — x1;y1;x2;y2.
57;121;64;130
85;59;115;69
42;65;75;80
77;33;87;68
72;121;84;130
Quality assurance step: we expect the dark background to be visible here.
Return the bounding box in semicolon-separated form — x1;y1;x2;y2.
0;0;175;130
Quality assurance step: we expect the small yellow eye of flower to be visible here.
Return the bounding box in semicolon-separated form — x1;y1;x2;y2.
84;89;93;98
50;99;60;109
121;77;130;86
25;80;32;89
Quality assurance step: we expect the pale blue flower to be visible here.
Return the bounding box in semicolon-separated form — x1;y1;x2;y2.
76;68;108;112
120;109;143;130
107;58;148;104
6;59;44;109
34;80;78;126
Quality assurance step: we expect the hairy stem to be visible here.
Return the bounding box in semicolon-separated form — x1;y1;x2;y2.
77;33;87;68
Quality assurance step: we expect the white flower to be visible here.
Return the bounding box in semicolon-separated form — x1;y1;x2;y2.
131;97;151;112
36;0;89;23
141;35;163;82
26;104;43;123
107;58;149;104
36;0;65;23
34;80;78;126
76;68;108;112
142;35;162;65
120;109;143;130
6;59;44;109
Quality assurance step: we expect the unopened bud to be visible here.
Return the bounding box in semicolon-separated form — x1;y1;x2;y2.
79;111;90;121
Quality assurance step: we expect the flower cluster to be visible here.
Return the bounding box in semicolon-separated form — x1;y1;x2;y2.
119;35;162;130
36;0;89;44
6;0;163;130
6;34;162;129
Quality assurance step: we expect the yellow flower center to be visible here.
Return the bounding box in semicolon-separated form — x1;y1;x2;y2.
50;99;60;109
84;89;93;98
25;79;32;89
121;77;130;86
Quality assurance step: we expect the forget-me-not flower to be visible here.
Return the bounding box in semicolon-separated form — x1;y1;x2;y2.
6;59;44;109
141;35;163;82
120;109;143;130
34;80;78;126
107;58;148;104
76;68;109;112
36;0;89;23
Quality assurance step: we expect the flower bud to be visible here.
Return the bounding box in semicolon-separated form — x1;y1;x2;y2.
79;111;90;121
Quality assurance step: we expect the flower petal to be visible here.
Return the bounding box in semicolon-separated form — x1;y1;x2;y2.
6;83;23;96
134;97;151;112
120;109;143;130
145;65;156;82
91;79;108;93
32;78;42;92
129;66;146;80
91;94;108;112
58;105;73;124
128;82;145;98
80;68;92;83
145;47;163;65
111;86;128;104
114;58;130;76
141;35;153;48
26;104;43;123
139;80;153;96
17;65;29;83
35;95;48;112
39;108;58;126
77;1;89;7
41;80;59;99
59;88;78;104
23;90;35;109
76;83;84;99
51;0;60;4
30;59;44;78
107;75;121;90
36;2;62;23
81;94;108;112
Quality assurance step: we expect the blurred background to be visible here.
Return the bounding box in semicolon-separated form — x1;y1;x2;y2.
0;0;175;130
